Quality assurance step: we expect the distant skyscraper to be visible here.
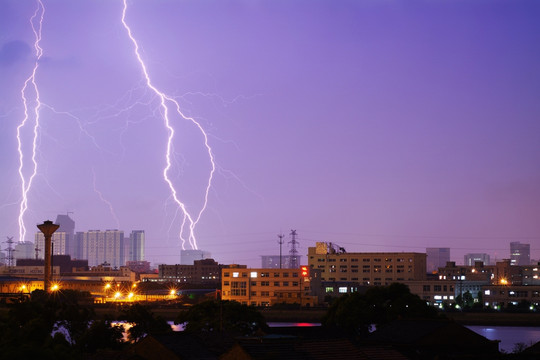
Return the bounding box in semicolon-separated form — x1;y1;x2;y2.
128;230;145;262
34;214;76;259
464;253;491;266
35;231;69;258
81;229;125;268
180;249;211;265
510;242;530;266
426;248;450;273
55;214;75;257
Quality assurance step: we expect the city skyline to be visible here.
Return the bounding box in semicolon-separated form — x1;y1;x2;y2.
1;0;539;268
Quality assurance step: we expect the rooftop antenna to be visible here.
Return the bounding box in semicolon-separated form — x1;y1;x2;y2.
289;229;299;269
277;233;285;269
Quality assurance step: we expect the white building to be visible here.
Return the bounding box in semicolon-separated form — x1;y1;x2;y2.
180;249;211;265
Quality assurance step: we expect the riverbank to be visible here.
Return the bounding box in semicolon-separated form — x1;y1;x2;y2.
5;303;540;326
95;306;540;326
446;312;540;327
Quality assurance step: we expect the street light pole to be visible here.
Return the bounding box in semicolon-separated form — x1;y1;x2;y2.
37;220;59;293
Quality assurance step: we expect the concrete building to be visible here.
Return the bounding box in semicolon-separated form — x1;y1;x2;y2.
35;231;69;258
55;214;75;257
180;249;211;265
159;259;224;284
483;285;540;309
80;230;125;268
17;255;88;273
221;266;318;306
464;253;491;266
260;255;301;269
307;242;427;286
14;241;34;261
128;230;145;262
426;248;450;273
34;214;76;260
405;280;456;307
510;241;530;266
521;262;540;286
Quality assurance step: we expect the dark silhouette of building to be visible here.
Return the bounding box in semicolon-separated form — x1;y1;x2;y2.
159;258;223;285
511;241;530;266
17;255;88;274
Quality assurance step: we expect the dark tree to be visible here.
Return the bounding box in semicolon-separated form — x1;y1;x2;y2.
175;300;268;336
322;283;440;337
121;303;172;342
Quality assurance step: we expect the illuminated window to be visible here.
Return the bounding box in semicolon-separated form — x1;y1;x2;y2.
233;272;239;278
250;272;258;278
339;287;347;293
484;290;491;295
325;287;334;293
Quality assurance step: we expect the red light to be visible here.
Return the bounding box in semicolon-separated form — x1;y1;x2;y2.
301;266;309;277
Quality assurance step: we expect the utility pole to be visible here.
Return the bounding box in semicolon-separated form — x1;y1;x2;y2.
277;233;284;269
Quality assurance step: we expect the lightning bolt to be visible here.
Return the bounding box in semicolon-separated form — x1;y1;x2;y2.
92;168;121;229
17;0;45;243
121;0;216;250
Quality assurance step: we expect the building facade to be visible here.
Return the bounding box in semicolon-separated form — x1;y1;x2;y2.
426;248;450;273
14;241;34;260
159;259;224;284
483;285;540;309
128;230;145;262
221;266;318;306
510;242;530;266
180;249;211;265
35;232;70;259
464;253;491;266
307;242;427;286
260;255;301;269
80;230;125;268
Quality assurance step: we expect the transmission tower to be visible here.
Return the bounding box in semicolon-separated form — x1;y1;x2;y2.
288;229;299;269
5;236;15;267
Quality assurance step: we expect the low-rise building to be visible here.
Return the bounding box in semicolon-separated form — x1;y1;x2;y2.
221;266;318;306
158;259;227;285
483;285;540;309
307;242;426;286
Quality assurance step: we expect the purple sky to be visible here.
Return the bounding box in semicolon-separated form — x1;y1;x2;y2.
1;0;539;267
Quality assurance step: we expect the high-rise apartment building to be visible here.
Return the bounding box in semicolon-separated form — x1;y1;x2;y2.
34;214;76;259
464;253;491;266
80;230;125;268
127;230;145;262
426;248;450;273
55;214;75;257
35;232;69;258
510;242;530;266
